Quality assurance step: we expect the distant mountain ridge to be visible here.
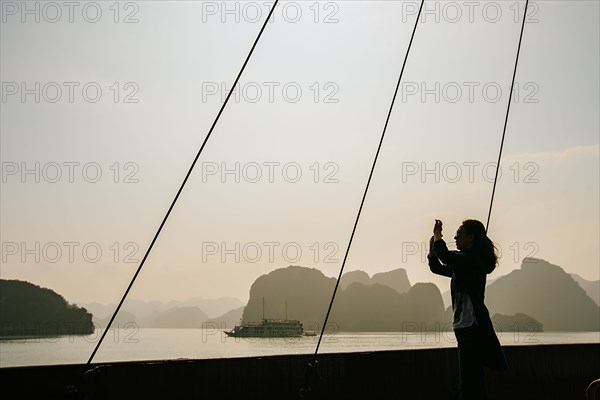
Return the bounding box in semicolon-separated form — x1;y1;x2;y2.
83;296;243;321
243;259;599;332
93;305;242;329
94;310;137;329
205;306;245;329
243;266;444;331
340;268;411;294
491;313;544;332
570;273;599;306
85;297;244;329
0;279;93;336
5;257;596;333
486;258;599;331
141;307;209;329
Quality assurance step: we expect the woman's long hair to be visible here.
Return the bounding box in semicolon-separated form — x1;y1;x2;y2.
461;219;499;273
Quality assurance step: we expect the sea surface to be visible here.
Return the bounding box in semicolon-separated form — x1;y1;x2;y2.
1;329;598;368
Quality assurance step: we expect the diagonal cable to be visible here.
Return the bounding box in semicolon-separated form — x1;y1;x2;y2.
86;0;281;365
486;0;530;233
312;0;425;359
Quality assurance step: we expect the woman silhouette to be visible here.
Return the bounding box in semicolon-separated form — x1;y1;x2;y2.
427;219;507;399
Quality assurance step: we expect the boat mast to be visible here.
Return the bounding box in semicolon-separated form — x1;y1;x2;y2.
285;300;288;320
262;297;265;320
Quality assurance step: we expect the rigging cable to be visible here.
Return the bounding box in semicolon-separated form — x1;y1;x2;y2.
85;0;281;366
304;0;531;394
310;0;425;366
486;0;530;233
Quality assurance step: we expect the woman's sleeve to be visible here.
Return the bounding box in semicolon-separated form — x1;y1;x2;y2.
428;253;452;277
432;239;478;274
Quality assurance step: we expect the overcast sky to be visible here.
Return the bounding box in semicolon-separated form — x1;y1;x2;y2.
1;0;598;305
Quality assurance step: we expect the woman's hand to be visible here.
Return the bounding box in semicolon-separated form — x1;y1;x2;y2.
433;219;443;241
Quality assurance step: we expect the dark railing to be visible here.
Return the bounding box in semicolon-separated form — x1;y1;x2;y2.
1;343;598;400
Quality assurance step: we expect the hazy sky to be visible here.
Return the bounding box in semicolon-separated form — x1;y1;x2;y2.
1;0;598;305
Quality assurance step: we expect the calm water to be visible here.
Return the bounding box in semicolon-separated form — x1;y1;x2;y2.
1;329;598;368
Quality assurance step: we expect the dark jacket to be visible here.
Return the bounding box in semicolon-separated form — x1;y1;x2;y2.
428;239;507;371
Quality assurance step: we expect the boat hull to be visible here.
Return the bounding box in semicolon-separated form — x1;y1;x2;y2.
1;344;598;400
225;319;304;338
